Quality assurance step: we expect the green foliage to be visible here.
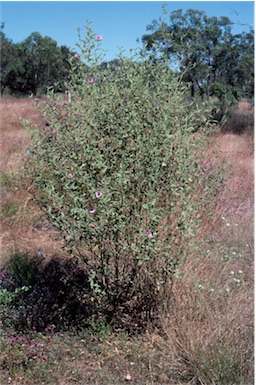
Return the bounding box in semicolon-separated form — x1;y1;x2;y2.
142;8;254;102
88;315;112;341
0;286;29;306
0;201;19;220
0;171;11;190
0;31;73;95
7;253;39;286
25;23;225;326
0;32;24;95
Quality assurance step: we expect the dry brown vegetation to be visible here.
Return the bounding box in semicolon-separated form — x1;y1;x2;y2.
0;97;254;384
0;98;69;266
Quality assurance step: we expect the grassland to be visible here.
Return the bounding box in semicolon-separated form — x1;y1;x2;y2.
0;97;254;385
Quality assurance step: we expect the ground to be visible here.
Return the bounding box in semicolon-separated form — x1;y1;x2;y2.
0;97;254;385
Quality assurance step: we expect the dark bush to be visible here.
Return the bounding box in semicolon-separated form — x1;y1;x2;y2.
221;111;254;135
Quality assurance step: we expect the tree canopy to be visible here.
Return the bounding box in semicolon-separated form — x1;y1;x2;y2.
142;9;254;101
0;31;73;95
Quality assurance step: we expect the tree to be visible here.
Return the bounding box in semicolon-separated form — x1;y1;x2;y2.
0;32;25;95
19;32;69;94
1;31;73;95
212;30;254;100
142;9;254;101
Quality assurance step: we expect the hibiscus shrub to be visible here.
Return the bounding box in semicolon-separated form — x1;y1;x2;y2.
26;23;224;329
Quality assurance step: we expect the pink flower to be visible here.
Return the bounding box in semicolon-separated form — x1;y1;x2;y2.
96;34;103;41
29;350;36;356
88;207;96;214
124;373;132;381
101;178;106;184
87;77;94;84
34;98;40;103
51;129;57;137
95;190;103;199
146;231;153;238
67;173;73;179
9;335;18;342
74;53;80;59
1;271;6;279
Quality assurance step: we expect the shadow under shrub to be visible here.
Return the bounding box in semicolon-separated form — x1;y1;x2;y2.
2;258;96;332
2;257;159;332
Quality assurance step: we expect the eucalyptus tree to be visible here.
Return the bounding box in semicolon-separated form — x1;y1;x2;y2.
1;31;73;95
19;32;70;94
142;9;254;101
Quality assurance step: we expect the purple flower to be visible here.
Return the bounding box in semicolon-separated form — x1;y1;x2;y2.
12;361;18;365
74;53;80;59
96;34;103;41
34;98;40;103
51;129;57;137
1;271;6;279
29;350;36;356
9;335;18;342
87;77;94;84
146;231;153;238
88;207;96;214
67;173;73;179
2;370;8;375
95;190;103;199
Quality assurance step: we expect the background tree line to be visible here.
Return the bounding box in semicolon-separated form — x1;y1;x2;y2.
0;8;254;102
1;29;72;95
142;8;254;103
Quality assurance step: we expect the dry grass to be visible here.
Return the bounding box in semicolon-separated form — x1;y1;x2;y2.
0;98;254;384
0;98;69;266
154;102;254;384
155;241;253;384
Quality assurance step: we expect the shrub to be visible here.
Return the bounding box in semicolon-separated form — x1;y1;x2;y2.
7;253;39;287
25;23;225;329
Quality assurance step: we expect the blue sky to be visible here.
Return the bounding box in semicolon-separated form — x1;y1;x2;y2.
1;1;254;61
